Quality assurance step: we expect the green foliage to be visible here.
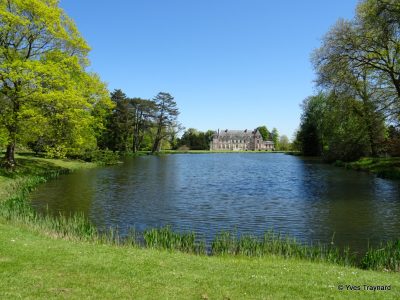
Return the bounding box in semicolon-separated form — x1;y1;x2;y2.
103;89;132;151
303;0;400;161
355;0;400;103
296;93;375;161
176;128;213;150
100;89;183;153
152;92;181;153
0;0;112;167
144;226;205;254
271;128;279;150
279;135;290;151
257;125;270;140
341;157;400;180
386;126;400;156
0;126;8;150
211;230;354;266
81;149;120;165
362;240;400;272
43;145;68;159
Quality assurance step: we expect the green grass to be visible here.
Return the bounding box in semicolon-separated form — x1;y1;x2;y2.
1;222;399;299
336;157;400;180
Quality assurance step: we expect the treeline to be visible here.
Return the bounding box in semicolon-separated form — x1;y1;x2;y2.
175;125;290;151
294;0;400;162
100;90;180;153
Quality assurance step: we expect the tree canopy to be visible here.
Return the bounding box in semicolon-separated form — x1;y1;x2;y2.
0;0;112;167
296;0;400;161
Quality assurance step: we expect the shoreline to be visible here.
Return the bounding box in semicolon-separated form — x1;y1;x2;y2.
333;157;400;180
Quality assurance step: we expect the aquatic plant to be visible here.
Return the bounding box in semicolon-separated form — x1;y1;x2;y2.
144;226;205;254
362;240;400;272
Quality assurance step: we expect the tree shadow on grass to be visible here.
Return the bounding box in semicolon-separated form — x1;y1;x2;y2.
0;157;65;179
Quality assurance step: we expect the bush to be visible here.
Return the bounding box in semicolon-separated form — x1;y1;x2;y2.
81;149;120;165
44;145;68;159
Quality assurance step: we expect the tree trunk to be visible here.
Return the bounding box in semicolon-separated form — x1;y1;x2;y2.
132;125;139;153
368;127;377;157
2;142;16;169
132;138;137;153
152;123;163;153
151;138;161;153
2;93;20;169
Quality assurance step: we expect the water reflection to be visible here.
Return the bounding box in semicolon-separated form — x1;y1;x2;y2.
30;153;400;252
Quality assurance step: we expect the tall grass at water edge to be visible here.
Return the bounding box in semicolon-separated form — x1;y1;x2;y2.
1;168;399;272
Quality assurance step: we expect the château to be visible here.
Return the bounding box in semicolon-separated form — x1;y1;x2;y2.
210;129;274;151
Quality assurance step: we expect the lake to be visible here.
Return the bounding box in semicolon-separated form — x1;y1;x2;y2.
29;153;400;253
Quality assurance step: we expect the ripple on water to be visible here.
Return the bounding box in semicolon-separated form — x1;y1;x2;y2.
29;153;400;252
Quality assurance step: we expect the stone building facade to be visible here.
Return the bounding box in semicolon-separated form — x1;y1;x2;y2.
210;129;274;151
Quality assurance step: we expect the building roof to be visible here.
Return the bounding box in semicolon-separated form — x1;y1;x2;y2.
213;129;261;140
212;129;275;145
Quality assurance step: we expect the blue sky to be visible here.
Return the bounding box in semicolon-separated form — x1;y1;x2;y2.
60;0;358;138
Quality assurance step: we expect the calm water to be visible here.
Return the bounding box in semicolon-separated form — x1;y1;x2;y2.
30;154;400;252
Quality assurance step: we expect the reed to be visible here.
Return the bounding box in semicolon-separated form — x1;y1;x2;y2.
211;230;355;267
362;240;400;272
144;226;205;254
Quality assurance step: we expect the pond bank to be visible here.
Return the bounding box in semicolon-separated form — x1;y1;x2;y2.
334;157;400;180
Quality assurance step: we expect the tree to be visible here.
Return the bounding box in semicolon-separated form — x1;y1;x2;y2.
257;125;270;140
151;92;180;153
312;19;387;156
131;98;156;152
279;135;290;151
296;92;372;161
108;89;131;151
177;128;213;150
296;95;325;156
0;0;111;167
321;93;371;161
271;128;279;150
99;91;157;153
318;0;400;123
386;125;400;156
355;0;400;103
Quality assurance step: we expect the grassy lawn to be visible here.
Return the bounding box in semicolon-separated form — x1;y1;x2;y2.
0;222;399;299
